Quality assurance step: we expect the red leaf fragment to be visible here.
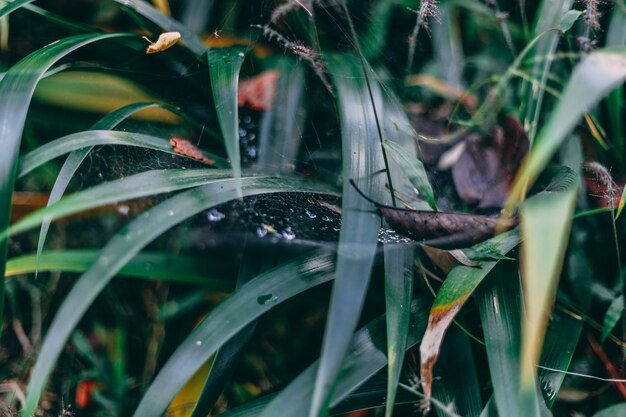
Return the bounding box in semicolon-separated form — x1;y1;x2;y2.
237;70;280;111
452;115;529;208
170;136;215;165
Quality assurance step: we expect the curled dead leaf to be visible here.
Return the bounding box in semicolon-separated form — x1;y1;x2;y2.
238;70;281;111
350;181;518;249
170;136;215;165
143;32;181;54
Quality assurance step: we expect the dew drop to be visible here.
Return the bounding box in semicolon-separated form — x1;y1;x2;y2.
238;51;245;57
168;210;175;216
305;209;317;219
195;340;203;346
257;294;278;305
322;215;332;222
256;227;268;238
282;227;295;240
117;205;130;215
207;208;226;222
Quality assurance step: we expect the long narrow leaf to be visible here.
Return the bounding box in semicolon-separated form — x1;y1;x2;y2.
383;243;414;417
0;0;35;19
0;32;133;340
3;169;231;240
208;47;247;190
309;53;384;417
22;176;329;416
519;176;578;417
477;263;525;417
6;250;234;287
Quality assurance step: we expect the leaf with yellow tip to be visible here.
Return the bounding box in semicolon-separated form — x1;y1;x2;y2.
519;175;578;415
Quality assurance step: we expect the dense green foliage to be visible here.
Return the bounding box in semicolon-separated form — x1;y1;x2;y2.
1;1;626;417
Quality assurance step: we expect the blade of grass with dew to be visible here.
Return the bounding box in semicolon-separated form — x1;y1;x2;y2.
188;250;275;417
538;310;583;407
0;32;134;340
431;324;482;417
6;250;234;288
257;57;305;174
4;169;232;241
383;243;414;417
593;403;626;417
476;263;527;417
506;47;626;210
519;174;578;417
309;53;385;417
601;295;624;342
112;0;205;55
18;130;226;177
208;46;247;193
522;0;573;142
257;297;430;417
132;249;336;417
21;176;330;417
419;230;520;402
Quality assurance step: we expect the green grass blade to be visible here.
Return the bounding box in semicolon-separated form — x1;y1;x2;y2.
381;91;433;211
538;310;582;407
593;404;626;417
258;298;430;417
419;230;520;401
523;0;573;142
112;0;206;55
309;53;384;417
383;243;414;417
519;175;578;417
507;47;626;209
0;32;133;340
606;3;626;170
383;140;436;210
3;169;232;241
208;47;247;191
431;2;464;89
132;250;336;417
477;263;525;417
6;250;234;287
601;295;624;342
257;58;306;174
0;0;35;18
607;2;626;47
22;176;328;417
